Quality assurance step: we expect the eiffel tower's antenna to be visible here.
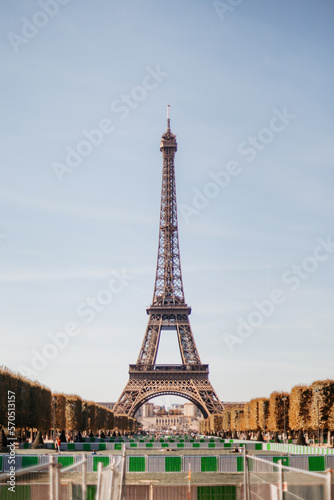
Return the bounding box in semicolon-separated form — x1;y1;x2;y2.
167;104;171;132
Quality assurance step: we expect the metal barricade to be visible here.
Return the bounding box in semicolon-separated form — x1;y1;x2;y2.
242;449;332;500
96;446;126;500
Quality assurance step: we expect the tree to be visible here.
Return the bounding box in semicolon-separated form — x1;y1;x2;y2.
267;392;289;434
0;428;8;450
32;430;44;449
289;385;312;432
65;395;83;438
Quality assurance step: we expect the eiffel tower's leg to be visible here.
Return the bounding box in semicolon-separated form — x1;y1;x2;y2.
191;379;223;415
112;378;146;415
176;316;201;364
136;315;163;365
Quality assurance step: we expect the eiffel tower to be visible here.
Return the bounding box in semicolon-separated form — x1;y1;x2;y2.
113;107;223;418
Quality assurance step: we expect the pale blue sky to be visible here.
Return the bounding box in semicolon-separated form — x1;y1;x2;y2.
1;0;333;406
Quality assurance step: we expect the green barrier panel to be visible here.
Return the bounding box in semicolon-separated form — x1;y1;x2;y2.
267;444;271;450
220;439;225;443
0;456;2;472
74;485;97;500
190;439;194;443
83;443;90;451
201;456;217;472
229;439;233;443
193;443;200;448
140;439;144;443
23;442;29;449
115;443;122;450
0;485;31;500
308;456;325;471
160;439;164;443
146;443;153;448
129;456;145;472
119;438;124;442
87;485;97;498
208;443;215;448
224;443;231;448
255;443;262;450
58;456;74;468
68;443;75;450
130;443;137;448
93;456;110;472
169;439;175;443
237;456;244;472
273;457;289;466
90;438;95;442
200;439;205;443
180;439;184;442
197;486;236;500
99;443;106;450
210;438;215;442
130;439;134;442
177;443;184;448
165;456;182;472
161;443;168;448
22;456;38;468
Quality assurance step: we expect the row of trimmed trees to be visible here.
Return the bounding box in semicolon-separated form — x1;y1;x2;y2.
0;366;136;440
200;379;334;445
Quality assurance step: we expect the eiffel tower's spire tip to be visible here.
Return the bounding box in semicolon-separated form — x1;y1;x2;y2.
167;104;171;132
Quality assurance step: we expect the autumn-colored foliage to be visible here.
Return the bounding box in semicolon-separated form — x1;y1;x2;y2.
0;366;117;435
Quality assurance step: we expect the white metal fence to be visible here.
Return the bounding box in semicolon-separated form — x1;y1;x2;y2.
243;450;332;500
96;450;126;500
0;448;126;500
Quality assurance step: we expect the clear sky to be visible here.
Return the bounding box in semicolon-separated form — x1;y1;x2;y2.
1;0;333;406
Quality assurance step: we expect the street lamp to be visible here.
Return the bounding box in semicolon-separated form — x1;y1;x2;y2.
282;397;287;444
71;401;76;442
52;396;56;447
314;389;320;446
236;410;239;436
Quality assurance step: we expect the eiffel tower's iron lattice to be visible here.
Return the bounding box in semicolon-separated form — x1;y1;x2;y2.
113;107;223;418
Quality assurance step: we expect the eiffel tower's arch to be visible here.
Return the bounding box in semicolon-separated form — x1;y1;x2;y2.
118;371;214;418
130;389;208;418
113;109;223;418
